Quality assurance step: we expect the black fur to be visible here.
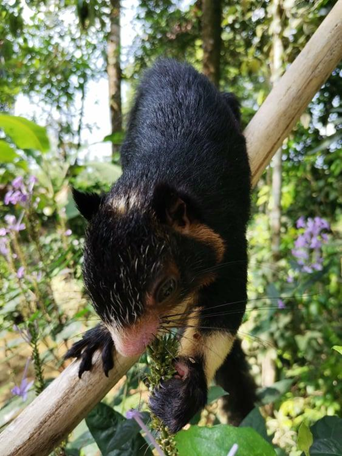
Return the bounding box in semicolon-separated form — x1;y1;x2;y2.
65;324;114;377
67;59;254;430
149;356;207;434
215;339;258;425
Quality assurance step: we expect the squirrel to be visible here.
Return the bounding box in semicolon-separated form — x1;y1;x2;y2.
65;59;257;433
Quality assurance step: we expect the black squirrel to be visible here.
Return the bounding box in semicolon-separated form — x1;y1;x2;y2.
66;59;257;433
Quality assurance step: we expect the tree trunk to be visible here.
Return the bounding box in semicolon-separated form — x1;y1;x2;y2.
202;0;222;88
262;0;285;394
107;0;122;158
270;0;284;262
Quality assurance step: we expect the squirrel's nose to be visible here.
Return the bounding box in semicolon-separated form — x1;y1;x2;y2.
110;316;159;357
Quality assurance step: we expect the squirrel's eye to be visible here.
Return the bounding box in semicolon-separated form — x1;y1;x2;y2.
156;277;178;303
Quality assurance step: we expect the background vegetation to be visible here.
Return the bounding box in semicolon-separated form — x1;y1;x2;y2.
0;0;341;455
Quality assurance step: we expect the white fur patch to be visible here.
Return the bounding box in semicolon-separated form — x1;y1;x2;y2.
111;190;142;214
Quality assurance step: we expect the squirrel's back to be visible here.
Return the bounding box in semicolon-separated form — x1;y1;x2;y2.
119;59;250;233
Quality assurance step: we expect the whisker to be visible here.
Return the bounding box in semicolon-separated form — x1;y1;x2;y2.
160;325;229;360
162;324;274;350
162;305;294;324
162;293;317;320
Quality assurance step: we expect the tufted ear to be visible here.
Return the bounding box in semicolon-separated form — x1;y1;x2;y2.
72;188;103;221
153;183;195;230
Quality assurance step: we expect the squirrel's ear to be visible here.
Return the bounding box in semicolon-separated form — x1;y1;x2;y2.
72;188;103;221
153;184;194;230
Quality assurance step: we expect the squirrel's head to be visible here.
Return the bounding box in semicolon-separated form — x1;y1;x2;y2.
73;182;225;357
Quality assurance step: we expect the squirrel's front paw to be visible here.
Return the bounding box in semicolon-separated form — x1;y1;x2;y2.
65;324;114;378
149;357;208;433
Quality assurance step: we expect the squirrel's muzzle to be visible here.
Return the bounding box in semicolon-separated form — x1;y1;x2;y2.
109;314;160;357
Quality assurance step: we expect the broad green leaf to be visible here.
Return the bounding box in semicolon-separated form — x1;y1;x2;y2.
310;416;342;441
310;439;342;455
175;425;276;456
258;379;293;405
65;449;80;456
0;114;50;152
207;385;228;403
332;346;342;355
0;140;18;162
298;422;313;456
240;407;270;443
85;403;152;456
308;417;342;456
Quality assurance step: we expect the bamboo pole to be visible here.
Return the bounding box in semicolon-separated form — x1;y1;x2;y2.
246;0;342;187
0;351;138;456
0;1;341;454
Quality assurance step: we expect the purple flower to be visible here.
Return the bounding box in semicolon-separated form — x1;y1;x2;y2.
314;217;330;230
278;299;286;309
4;190;24;205
33;270;42;281
292;249;309;260
28;175;37;184
126;409;165;456
0;228;7;236
292;216;329;274
295;235;307;249
17;266;25;279
64;229;72;236
310;237;322;249
296;216;306;228
0;238;9;257
11;358;34;402
5;215;25;232
287;276;294;283
12;176;24;189
13;325;32;344
227;444;239;456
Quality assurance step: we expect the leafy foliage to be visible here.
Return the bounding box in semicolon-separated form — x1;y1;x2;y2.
85;403;153;456
175;425;276;456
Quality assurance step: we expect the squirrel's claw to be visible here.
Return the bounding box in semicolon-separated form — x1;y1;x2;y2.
149;357;207;434
65;324;114;378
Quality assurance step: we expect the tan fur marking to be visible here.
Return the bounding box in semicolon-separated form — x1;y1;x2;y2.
202;332;235;383
188;222;225;262
179;310;235;384
173;221;225;262
111;190;142;215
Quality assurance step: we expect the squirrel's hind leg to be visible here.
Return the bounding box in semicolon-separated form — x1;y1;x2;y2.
215;338;258;425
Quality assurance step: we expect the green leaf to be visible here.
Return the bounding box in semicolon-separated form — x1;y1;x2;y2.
75;162;122;187
175;425;276;456
0;114;50;152
308;417;342;456
332;346;342;355
103;132;125;144
258;379;293;405
207;386;228;403
310;416;342;441
0;140;18;162
309;439;342;455
85;403;152;456
240;407;270;443
298;422;313;456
